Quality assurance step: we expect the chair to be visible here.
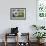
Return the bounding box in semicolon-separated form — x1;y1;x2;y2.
4;27;19;46
18;33;30;46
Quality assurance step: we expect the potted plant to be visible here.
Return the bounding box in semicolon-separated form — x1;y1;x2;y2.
33;32;46;43
32;25;45;30
32;25;39;30
40;26;45;29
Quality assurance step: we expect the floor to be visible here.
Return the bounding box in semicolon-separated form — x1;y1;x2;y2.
0;42;46;46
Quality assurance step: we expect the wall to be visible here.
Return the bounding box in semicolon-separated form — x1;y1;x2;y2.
0;0;36;42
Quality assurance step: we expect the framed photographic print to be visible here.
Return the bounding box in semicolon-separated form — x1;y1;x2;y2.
10;8;26;20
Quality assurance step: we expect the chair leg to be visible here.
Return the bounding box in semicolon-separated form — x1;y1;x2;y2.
4;41;7;46
4;33;7;46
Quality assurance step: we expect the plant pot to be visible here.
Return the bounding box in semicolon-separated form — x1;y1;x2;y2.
37;39;44;44
37;39;40;43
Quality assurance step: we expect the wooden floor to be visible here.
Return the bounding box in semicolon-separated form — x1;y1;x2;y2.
0;42;46;46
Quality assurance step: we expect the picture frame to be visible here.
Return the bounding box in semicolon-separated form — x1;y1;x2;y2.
10;8;26;20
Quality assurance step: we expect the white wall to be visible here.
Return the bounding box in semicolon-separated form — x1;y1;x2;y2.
0;0;37;42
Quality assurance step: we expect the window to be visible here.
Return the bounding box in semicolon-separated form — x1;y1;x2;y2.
37;0;46;18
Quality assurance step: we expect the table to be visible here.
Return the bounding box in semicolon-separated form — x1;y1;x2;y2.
4;33;18;46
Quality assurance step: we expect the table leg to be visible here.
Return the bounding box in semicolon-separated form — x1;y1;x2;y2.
4;34;7;46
